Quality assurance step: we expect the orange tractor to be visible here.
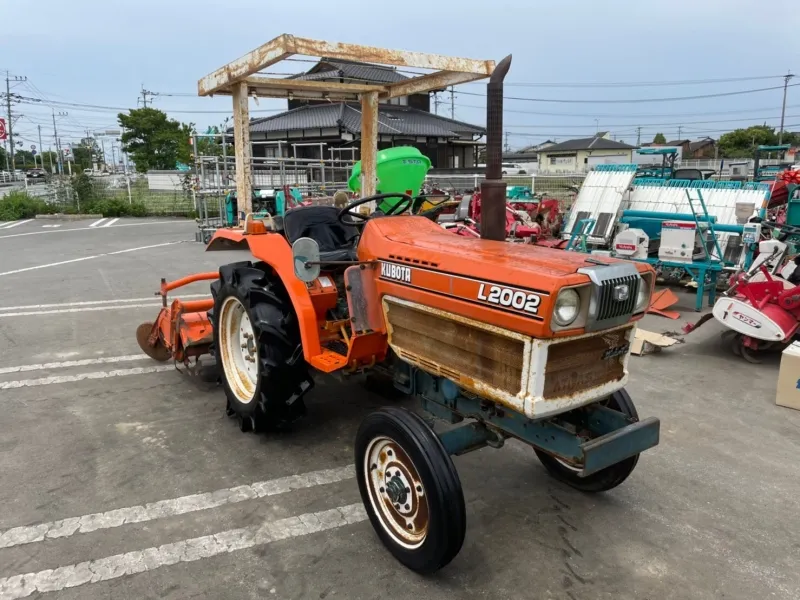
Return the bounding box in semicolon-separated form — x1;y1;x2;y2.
138;37;661;574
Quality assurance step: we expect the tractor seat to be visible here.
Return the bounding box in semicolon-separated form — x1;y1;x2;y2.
283;205;359;262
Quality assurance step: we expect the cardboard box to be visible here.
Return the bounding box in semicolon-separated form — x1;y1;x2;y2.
776;342;800;411
630;329;679;356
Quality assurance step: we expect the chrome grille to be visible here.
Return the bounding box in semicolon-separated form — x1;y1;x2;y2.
579;263;642;331
597;274;639;321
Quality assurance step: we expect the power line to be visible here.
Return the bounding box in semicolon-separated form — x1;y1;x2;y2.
505;114;799;129
16;96;283;115
505;123;800;138
457;83;800;104
494;75;790;88
454;101;800;119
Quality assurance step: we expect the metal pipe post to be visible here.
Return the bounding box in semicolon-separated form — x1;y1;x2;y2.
221;117;229;188
480;55;512;241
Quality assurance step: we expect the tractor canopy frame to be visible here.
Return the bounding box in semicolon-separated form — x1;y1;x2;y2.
198;34;498;214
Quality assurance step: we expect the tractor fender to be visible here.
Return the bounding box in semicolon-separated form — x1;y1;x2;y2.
206;229;322;359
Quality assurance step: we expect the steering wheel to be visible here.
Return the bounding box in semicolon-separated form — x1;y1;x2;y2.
337;193;413;225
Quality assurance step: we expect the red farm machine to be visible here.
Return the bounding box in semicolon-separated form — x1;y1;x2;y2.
137;35;661;574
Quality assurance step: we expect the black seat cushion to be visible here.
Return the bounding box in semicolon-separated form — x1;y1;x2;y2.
283;205;359;262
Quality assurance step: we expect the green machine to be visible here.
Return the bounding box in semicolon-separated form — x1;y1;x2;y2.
348;146;431;213
754;144;791;182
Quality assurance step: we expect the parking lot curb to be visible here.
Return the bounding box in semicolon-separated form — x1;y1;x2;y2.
35;213;104;220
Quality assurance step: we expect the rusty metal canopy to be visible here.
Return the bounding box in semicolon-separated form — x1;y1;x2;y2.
198;33;496;101
199;34;497;215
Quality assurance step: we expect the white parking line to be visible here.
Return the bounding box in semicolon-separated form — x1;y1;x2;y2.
41;224;61;228
0;354;149;376
0;219;33;230
0;303;161;318
89;218;107;227
0;504;367;600
0;294;209;313
0;365;174;389
0;241;187;277
0;465;355;549
102;217;119;227
0;221;189;240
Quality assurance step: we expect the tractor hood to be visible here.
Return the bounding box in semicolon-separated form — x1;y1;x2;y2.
362;216;639;293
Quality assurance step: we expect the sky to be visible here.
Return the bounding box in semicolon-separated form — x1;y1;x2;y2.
2;0;799;154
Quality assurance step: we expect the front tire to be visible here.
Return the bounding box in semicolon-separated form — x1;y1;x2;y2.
355;408;466;574
209;262;313;432
534;389;640;493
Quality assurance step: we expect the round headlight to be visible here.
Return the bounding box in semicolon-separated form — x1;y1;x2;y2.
635;277;650;313
554;288;580;326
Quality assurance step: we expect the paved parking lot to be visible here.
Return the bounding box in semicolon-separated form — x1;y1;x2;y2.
0;216;799;600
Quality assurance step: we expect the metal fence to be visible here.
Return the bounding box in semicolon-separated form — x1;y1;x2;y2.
14;174;199;216
193;155;356;197
424;173;585;204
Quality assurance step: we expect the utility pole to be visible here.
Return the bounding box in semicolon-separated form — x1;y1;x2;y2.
52;109;66;175
140;86;154;108
38;124;44;170
433;92;441;115
779;71;794;145
504;131;510;153
636;126;642;146
450;86;455;119
677;125;683;140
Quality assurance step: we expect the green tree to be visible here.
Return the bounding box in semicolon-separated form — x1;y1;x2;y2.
118;108;192;172
718;125;778;158
38;151;59;172
196;125;223;157
72;146;94;171
652;133;666;144
14;150;36;168
0;145;7;169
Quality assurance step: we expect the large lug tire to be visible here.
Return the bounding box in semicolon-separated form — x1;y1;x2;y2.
355;407;466;574
209;261;313;433
534;389;640;493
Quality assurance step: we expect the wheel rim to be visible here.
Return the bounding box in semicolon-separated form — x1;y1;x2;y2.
364;436;429;550
219;296;259;404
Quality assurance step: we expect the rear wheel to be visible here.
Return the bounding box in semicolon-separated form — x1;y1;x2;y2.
355;408;466;574
209;262;313;432
534;389;640;493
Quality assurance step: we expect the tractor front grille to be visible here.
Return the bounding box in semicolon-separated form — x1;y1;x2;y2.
579;263;642;331
596;274;640;322
384;299;525;396
542;326;630;399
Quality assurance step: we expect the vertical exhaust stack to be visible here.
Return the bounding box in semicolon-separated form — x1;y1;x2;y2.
480;54;512;241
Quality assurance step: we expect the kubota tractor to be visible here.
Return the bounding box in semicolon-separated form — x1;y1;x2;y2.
139;191;660;572
138;38;661;574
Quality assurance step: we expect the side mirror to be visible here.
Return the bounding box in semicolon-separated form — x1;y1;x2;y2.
292;237;321;283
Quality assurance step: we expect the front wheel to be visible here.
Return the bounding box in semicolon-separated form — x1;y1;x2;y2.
534;389;640;493
355;408;466;574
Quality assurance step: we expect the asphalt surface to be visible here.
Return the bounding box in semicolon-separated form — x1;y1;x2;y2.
0;216;798;600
